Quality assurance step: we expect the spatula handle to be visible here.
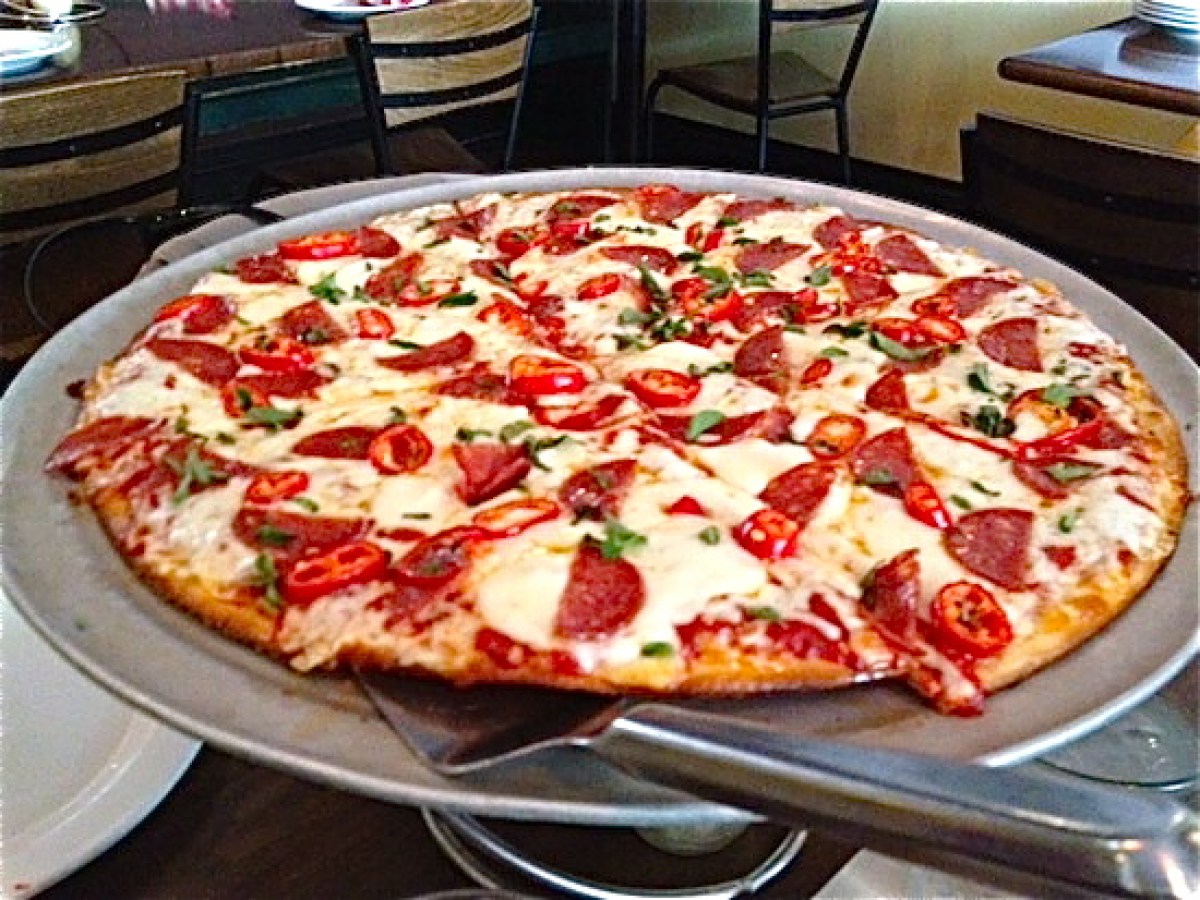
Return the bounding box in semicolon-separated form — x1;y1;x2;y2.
590;704;1198;899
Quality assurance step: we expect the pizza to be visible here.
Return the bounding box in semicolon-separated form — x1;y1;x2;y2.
45;183;1189;716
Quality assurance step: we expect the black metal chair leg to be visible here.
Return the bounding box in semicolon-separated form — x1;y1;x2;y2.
756;111;770;173
835;103;851;185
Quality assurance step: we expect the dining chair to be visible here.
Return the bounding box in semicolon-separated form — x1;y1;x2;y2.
643;0;879;182
250;0;537;198
961;112;1199;359
0;69;190;247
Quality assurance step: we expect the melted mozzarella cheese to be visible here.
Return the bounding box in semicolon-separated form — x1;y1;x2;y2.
692;439;812;495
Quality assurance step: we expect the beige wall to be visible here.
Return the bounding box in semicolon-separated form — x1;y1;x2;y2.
647;0;1198;180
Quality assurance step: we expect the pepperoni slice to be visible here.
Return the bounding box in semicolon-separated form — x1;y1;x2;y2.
978;318;1042;372
235;369;329;399
728;291;802;332
394;526;484;587
851;427;919;497
234;252;296;284
46;415;161;478
722;197;796;221
293;426;379;459
452;442;531;505
944;508;1033;591
432;204;495;241
532;394;626;431
545;194;618;223
363;253;425;302
378;332;475;372
1013;460;1078;499
733;326;788;393
468;258;516;290
758;463;837;531
736;242;807;275
943;276;1017;318
277;301;347;345
600;245;677;273
232;507;369;558
631;183;703;224
813;214;861;250
559;459;637;521
841;270;897;311
153;294;234;334
145;338;239;387
239;336;315;373
655;407;793;446
863;548;920;642
864;367;909;412
765;620;853;667
875;234;941;276
554;540;646;639
434;364;520;405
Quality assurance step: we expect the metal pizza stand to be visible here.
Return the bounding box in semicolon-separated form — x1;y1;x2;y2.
2;169;1196;896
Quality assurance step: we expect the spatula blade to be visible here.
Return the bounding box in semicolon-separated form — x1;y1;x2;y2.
355;671;623;774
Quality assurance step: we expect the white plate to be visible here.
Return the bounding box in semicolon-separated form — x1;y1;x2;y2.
294;0;430;20
0;589;200;897
0;28;69;77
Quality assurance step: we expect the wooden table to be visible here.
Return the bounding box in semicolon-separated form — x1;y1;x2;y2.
999;17;1200;115
0;0;355;91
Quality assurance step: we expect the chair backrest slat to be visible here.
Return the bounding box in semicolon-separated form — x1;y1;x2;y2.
367;0;534;130
0;70;187;246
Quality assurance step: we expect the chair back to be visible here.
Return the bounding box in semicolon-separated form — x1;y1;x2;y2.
0;70;188;246
962;112;1199;356
362;0;536;132
767;0;879;95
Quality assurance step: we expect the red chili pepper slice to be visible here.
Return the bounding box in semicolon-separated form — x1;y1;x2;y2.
368;424;433;475
914;313;966;345
353;308;395;340
153;294;233;334
1016;417;1105;461
929;581;1013;658
576;272;623;301
239;336;315;373
278;227;399;261
671;277;744;323
278;230;360;261
872;317;927;348
804;414;866;459
531;394;625;431
624;368;702;409
477;298;534;337
903;481;952;530
495;227;538;259
665;495;707;516
508;354;588;396
800;357;833;386
282;540;389;605
732;508;801;560
221;381;269;418
246;470;310;504
472;498;561;538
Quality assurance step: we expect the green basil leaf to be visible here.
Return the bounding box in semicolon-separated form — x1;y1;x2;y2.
438;291;479;308
805;265;833;287
698;526;721;545
1041;383;1086;408
641;641;675;658
499;420;535;443
869;330;933;362
308;273;345;303
600;520;647;559
1045;461;1102;483
257;525;296;547
746;605;782;621
685;409;726;442
819;347;850;358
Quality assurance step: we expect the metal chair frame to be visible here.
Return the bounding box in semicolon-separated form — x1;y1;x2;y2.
644;0;878;182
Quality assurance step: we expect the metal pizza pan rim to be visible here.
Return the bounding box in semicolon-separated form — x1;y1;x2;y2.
3;167;1196;826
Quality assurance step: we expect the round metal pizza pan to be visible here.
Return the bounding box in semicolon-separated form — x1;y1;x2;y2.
2;167;1196;826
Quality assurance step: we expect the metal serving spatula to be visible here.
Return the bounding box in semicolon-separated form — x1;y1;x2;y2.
356;672;1198;899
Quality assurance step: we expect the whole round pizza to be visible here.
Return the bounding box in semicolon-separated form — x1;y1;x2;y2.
46;183;1189;716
